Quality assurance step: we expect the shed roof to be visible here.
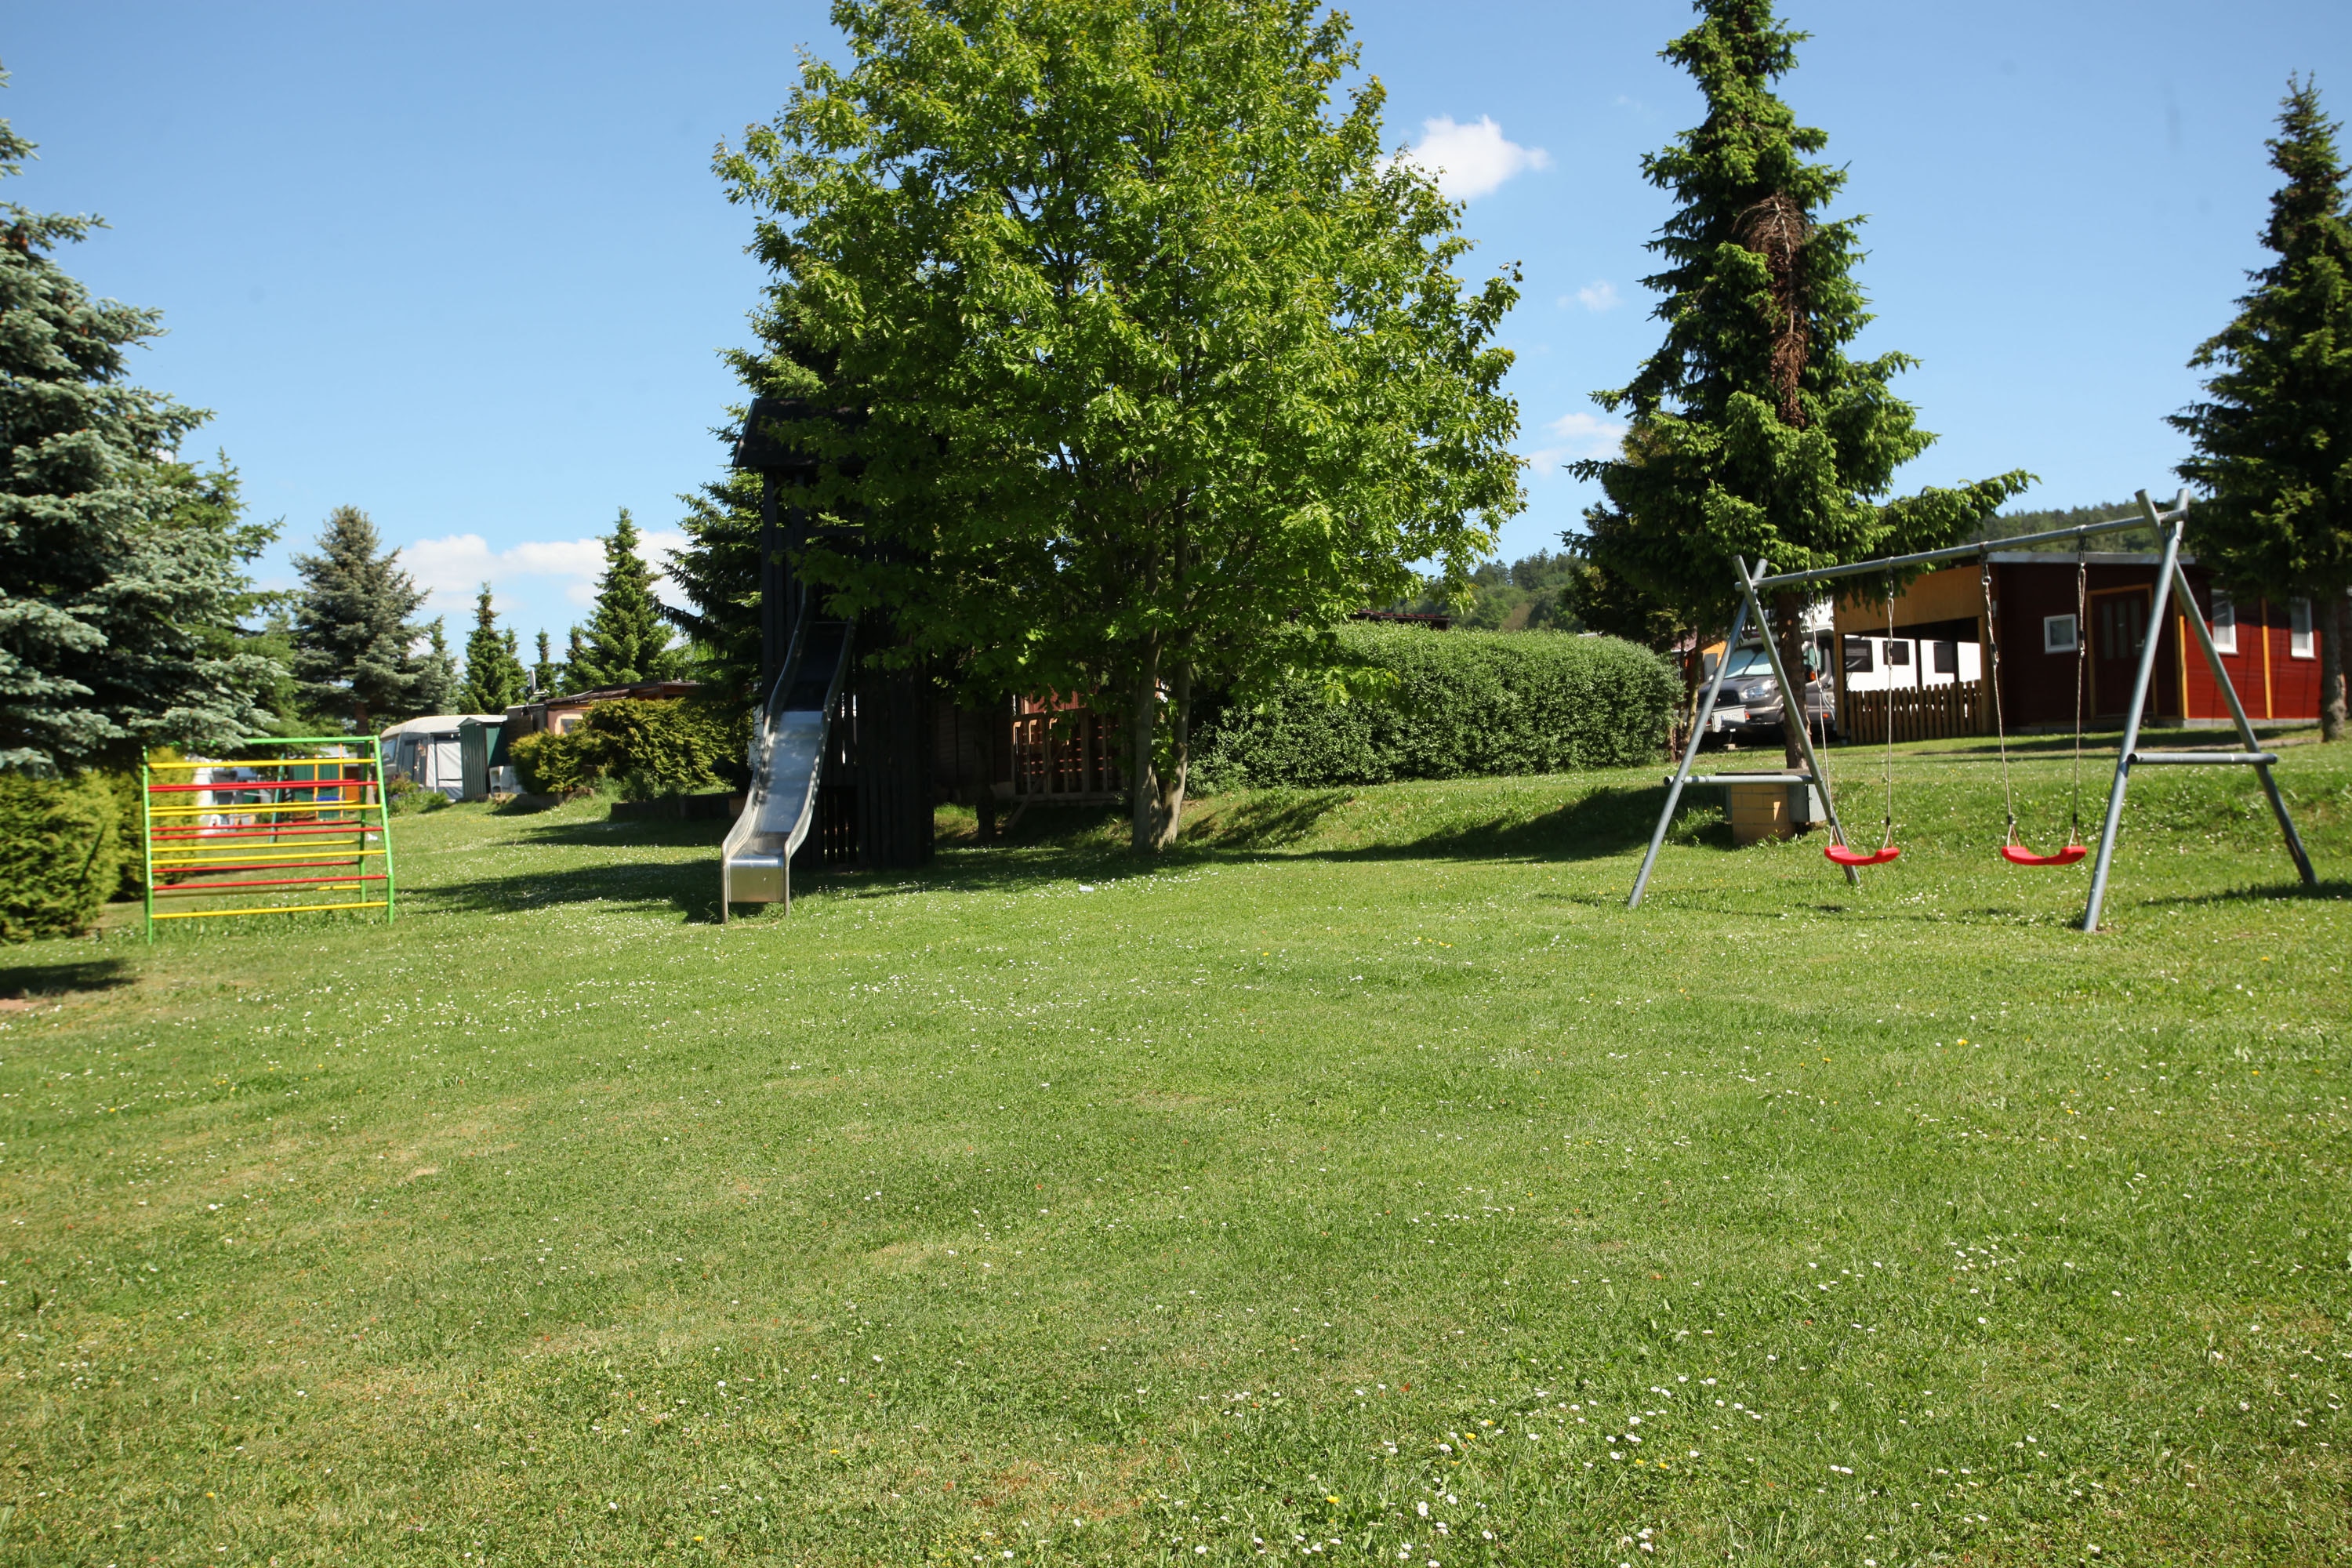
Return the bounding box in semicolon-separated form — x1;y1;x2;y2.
379;713;508;739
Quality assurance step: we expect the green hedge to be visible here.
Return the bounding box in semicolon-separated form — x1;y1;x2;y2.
1196;624;1678;788
509;699;751;800
0;771;122;942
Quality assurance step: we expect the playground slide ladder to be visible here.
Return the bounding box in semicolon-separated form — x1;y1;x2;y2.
720;613;855;920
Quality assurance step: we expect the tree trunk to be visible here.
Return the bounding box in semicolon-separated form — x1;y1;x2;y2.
1772;590;1811;770
1127;651;1188;853
1162;662;1190;848
2321;588;2349;743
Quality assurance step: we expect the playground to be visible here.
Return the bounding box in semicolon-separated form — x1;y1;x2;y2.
5;737;2348;1565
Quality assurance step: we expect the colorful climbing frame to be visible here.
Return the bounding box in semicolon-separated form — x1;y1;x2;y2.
140;737;397;938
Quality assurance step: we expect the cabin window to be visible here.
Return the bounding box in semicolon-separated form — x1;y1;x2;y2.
1932;640;1959;675
2289;598;2315;658
2208;590;2237;654
1843;637;1875;673
2043;614;2078;654
1883;640;1911;667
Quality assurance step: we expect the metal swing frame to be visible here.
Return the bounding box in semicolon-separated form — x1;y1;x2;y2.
1627;489;2318;931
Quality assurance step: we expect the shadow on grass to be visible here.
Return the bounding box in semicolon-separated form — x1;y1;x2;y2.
1196;789;1356;851
0;955;136;999
408;781;1764;922
501;816;730;851
2129;877;2352;912
895;782;1733;900
412;861;722;922
409;814;735;921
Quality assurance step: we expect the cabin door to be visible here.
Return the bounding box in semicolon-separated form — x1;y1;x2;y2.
2089;588;2151;718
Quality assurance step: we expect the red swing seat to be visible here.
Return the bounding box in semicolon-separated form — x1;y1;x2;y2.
1825;843;1900;868
2000;842;2088;868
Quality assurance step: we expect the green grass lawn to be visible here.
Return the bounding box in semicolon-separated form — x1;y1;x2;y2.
5;734;2350;1566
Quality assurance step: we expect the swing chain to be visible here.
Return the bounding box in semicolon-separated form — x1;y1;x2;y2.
1878;575;1897;851
2071;547;2089;842
1980;552;2022;847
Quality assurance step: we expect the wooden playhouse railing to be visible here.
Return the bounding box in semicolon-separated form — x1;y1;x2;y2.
1009;695;1122;804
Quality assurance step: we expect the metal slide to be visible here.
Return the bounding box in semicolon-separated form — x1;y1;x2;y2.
720;615;854;919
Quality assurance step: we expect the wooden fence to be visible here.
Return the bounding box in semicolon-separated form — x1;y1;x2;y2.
1841;681;1985;743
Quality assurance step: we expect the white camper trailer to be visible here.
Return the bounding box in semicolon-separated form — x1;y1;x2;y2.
381;715;506;799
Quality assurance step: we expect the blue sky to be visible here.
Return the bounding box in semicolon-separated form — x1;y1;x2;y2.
6;1;2349;646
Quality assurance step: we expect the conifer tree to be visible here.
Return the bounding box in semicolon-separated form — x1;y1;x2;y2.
568;509;679;690
416;619;457;715
564;627;590;694
666;288;857;709
2172;78;2352;742
0;88;278;770
666;465;766;704
1573;0;2027;763
288;506;440;729
531;630;559;699
459;584;526;713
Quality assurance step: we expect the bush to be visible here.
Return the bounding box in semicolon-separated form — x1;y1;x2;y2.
99;755;169;900
507;728;602;797
508;699;752;799
1196;623;1678;789
0;771;122;942
386;773;448;815
584;699;750;798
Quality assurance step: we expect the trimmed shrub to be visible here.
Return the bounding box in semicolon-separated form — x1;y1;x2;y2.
0;771;122;942
583;699;750;798
507;728;604;797
1196;624;1677;788
508;699;752;799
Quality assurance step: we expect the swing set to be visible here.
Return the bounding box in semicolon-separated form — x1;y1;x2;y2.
1628;490;2318;931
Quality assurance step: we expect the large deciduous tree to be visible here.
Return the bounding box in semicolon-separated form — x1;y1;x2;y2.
1572;0;2027;764
720;0;1523;851
0;92;278;771
2172;78;2352;742
568;509;680;691
289;506;441;731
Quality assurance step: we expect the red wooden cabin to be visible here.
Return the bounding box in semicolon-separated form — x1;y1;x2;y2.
1832;551;2325;735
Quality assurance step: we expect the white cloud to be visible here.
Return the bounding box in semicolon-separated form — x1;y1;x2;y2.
401;528;692;615
1574;280;1621;312
1523;411;1628;477
1399;115;1551;201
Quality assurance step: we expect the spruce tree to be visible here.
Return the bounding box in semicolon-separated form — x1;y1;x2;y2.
288;506;439;729
568;509;679;690
0;90;278;771
667;288;857;708
459;584;526;712
532;630;559;699
2172;78;2352;742
1573;0;2027;763
666;466;766;704
416;619;457;715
